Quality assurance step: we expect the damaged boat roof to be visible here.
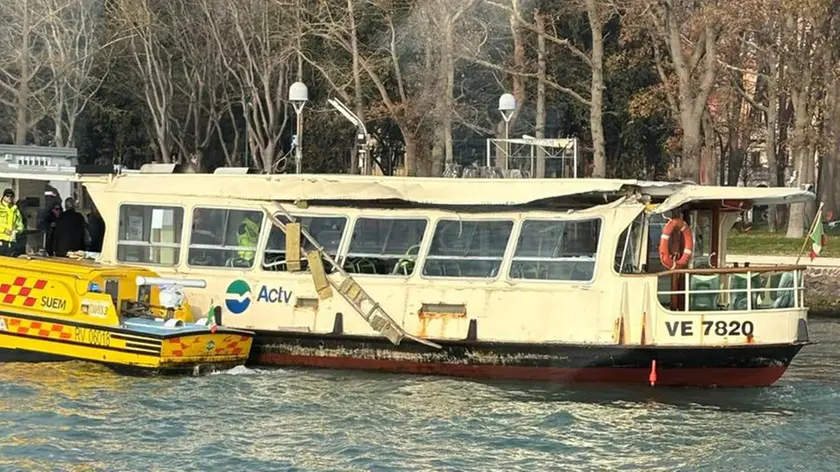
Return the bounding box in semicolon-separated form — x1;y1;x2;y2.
90;173;815;207
0;168;815;208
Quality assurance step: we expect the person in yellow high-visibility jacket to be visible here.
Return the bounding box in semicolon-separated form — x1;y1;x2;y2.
236;215;260;264
0;189;24;257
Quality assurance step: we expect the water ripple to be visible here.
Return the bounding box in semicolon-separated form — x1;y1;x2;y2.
1;319;840;471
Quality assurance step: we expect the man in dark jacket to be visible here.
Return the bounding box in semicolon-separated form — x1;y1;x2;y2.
52;198;87;257
86;205;105;252
39;201;62;255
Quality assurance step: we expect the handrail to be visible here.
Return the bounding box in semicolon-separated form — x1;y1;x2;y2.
625;264;807;277
655;267;804;312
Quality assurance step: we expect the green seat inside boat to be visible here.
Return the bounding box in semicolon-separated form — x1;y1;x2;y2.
689;274;720;311
771;271;796;309
729;273;763;310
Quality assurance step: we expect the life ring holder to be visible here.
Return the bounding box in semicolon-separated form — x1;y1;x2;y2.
659;217;694;269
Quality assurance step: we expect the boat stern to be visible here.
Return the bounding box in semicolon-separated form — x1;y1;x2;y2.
153;328;254;374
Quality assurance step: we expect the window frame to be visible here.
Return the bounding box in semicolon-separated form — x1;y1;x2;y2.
116;203;186;267
261;211;350;273
185;205;266;271
612;213;647;276
344;214;431;278
420;217;515;281
507;216;604;284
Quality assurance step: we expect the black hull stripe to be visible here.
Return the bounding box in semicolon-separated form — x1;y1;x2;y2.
125;341;161;352
249;330;807;370
111;333;162;347
250;329;811;352
0;310;251;340
0;330;161;356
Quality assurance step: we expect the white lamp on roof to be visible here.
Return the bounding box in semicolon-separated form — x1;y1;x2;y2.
498;93;516;171
289;81;309;174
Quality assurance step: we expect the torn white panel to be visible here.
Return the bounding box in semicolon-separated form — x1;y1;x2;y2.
651;185;815;214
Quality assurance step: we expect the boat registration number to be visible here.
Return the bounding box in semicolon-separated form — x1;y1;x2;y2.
665;320;755;337
74;327;112;347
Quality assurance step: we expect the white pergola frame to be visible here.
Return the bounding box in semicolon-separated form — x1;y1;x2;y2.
485;137;578;178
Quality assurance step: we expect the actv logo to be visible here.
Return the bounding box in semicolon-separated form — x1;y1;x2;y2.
224;280;294;314
224;280;251;315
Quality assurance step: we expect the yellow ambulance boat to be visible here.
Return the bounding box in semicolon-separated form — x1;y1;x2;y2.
0;256;254;374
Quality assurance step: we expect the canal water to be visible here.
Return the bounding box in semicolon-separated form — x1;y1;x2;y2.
1;319;839;471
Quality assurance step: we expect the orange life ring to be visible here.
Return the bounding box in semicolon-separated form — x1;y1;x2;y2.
659;218;694;269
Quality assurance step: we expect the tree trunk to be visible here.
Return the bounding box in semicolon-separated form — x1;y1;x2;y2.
433;17;456;177
502;10;526;172
261;142;276;174
585;0;606;178
785;91;814;238
701;110;716;185
661;4;717;184
818;50;840;220
680;121;703;182
534;10;547;178
766;60;780;231
827;77;840;219
431;125;445;176
403;134;419;176
348;0;364;174
53;105;65;147
15;1;30;145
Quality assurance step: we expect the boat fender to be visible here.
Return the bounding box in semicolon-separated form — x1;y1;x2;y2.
659;218;694;269
164;318;184;328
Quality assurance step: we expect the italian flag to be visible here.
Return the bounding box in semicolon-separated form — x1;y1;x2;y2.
810;217;827;260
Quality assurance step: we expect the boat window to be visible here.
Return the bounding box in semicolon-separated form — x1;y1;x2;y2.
263;214;347;272
614;215;646;274
691;210;715;268
646;214;668;273
509;218;601;281
345;218;427;275
117;205;184;266
187;207;264;269
423;220;513;278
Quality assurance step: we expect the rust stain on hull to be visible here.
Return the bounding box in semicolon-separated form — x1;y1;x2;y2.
417;303;467;338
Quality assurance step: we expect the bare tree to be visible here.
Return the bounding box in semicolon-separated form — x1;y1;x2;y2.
308;0;454;175
203;0;294;173
347;0;364;173
644;0;723;183
534;8;547;177
722;0;786;228
168;0;227;171
0;0;57;144
782;4;835;237
429;0;477;174
43;0;111;147
109;0;178;162
482;0;613;177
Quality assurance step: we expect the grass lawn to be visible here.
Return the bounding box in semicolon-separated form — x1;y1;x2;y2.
727;231;840;257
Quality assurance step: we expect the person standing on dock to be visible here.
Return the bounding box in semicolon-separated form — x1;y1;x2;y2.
52;198;87;257
0;189;24;257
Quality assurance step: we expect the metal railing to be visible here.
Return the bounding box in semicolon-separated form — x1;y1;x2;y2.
656;266;805;312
